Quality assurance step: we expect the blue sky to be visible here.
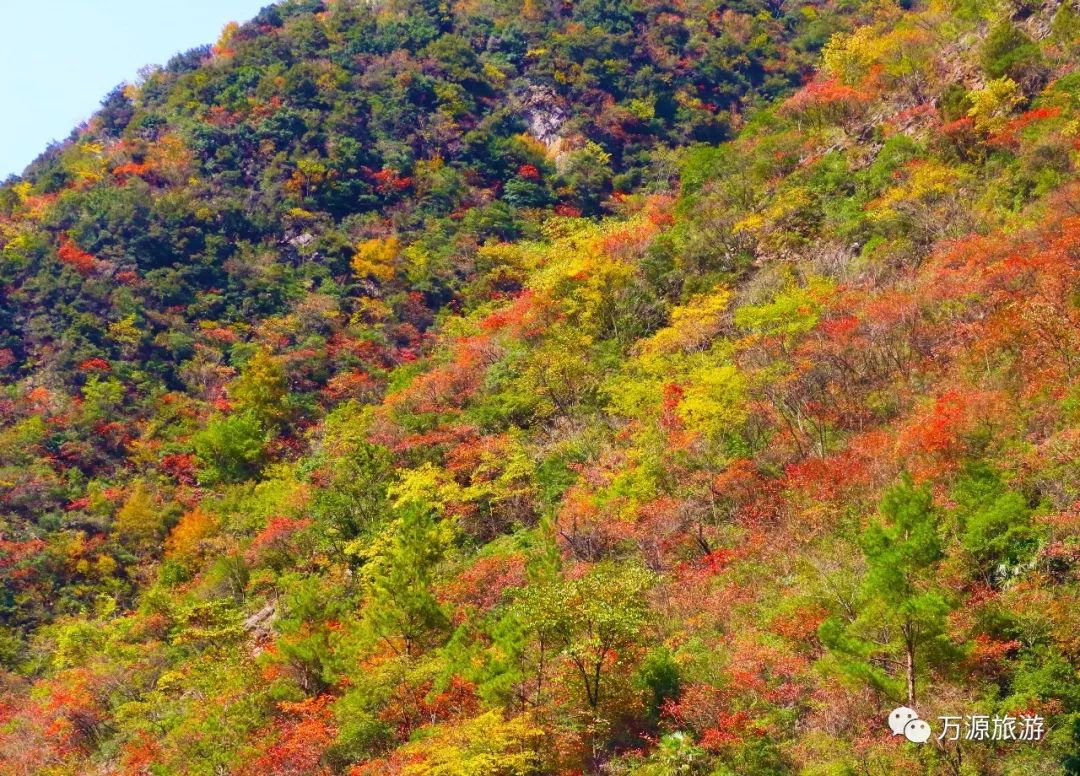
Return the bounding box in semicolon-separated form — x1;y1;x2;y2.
0;0;269;178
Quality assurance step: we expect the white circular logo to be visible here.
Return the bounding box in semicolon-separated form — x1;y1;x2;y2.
888;706;918;736
904;718;932;743
888;706;931;743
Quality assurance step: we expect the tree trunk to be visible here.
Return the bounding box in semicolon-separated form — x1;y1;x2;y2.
905;634;916;708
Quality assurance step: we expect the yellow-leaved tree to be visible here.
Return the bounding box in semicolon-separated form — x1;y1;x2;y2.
352;236;399;282
114;480;163;550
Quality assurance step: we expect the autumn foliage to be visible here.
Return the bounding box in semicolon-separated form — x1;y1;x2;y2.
1;0;1080;774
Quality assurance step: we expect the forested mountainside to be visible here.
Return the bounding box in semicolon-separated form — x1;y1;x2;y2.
1;0;1080;772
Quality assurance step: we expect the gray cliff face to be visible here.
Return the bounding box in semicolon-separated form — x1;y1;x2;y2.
516;85;567;145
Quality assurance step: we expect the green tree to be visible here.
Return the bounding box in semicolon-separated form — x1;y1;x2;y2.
360;503;452;657
311;441;392;549
981;21;1043;82
192;411;267;484
1064;716;1080;775
820;475;955;707
231;348;290;430
275;574;348;693
82;375;125;422
953;464;1042;584
559;141;613;215
514;562;653;711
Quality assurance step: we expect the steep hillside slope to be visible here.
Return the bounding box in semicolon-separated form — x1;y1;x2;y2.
1;0;1080;773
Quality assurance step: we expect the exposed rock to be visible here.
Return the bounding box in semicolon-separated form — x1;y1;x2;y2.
514;85;567;146
243;600;277;649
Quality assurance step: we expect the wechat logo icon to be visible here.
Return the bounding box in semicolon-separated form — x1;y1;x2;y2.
888;706;932;743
